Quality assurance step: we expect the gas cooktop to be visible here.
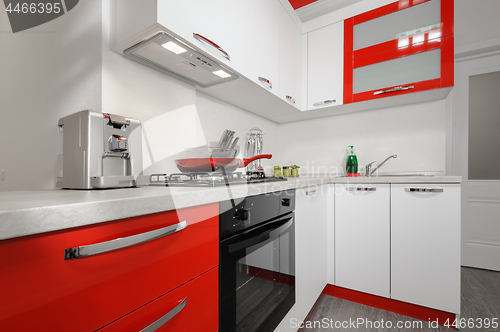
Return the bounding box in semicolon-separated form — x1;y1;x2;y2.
149;172;287;187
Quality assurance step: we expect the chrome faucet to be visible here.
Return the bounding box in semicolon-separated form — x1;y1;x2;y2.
365;154;398;176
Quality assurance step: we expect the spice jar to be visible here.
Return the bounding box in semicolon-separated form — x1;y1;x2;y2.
290;165;300;177
274;166;282;177
282;166;291;177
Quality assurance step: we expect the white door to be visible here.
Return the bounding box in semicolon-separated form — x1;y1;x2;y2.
454;51;500;272
334;184;390;298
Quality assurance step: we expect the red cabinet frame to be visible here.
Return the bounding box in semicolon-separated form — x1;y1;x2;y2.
344;0;454;104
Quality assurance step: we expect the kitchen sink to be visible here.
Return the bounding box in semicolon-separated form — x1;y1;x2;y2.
374;174;434;177
335;174;434;178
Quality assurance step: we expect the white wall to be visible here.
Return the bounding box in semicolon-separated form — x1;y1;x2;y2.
101;0;279;176
455;0;500;55
274;99;447;175
5;0;487;192
0;0;102;191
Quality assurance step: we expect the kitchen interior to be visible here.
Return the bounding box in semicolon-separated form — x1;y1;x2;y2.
0;0;500;331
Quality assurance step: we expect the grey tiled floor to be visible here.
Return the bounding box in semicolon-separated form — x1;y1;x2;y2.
298;267;500;331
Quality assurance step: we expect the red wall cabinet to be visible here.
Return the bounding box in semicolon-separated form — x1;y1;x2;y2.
344;0;454;104
0;203;219;331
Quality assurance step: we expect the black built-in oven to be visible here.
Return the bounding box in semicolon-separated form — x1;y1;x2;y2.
219;190;295;332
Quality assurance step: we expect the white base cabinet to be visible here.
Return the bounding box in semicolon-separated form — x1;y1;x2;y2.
391;184;461;314
295;186;327;323
326;184;335;285
334;184;390;298
273;305;296;332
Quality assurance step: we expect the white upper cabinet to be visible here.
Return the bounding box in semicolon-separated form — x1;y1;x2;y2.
156;0;250;76
307;22;344;110
245;0;281;96
279;5;303;109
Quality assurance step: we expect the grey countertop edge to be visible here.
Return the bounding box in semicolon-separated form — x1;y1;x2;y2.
0;176;461;241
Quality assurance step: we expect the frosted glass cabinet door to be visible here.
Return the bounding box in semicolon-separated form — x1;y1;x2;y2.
353;0;442;51
353;49;441;94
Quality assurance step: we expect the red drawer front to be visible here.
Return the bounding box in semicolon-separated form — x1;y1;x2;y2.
98;267;219;332
0;203;219;331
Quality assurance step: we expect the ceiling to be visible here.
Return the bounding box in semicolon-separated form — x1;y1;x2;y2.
290;0;363;22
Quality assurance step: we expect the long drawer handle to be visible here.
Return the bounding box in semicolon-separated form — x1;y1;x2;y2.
193;32;230;60
286;95;296;104
405;188;443;193
313;99;336;107
306;190;317;195
374;85;414;96
346;187;376;191
64;220;188;260
258;76;273;89
140;297;187;332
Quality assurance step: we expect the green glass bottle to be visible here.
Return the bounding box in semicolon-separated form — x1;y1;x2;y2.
346;145;358;175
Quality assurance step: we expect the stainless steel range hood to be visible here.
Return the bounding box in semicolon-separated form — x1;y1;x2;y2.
123;32;238;87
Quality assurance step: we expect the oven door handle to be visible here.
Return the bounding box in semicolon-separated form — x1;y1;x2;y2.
228;217;293;253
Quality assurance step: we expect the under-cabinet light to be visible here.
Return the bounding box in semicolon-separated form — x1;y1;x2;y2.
161;41;187;54
213;70;231;78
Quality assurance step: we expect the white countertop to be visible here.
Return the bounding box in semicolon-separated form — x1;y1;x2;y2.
0;175;461;241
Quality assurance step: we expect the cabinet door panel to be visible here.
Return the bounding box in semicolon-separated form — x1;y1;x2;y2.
391;184;460;313
307;22;344;110
353;0;441;51
245;0;281;95
0;204;219;331
353;49;441;94
295;187;327;322
335;184;390;298
98;267;218;332
157;0;249;75
344;0;454;104
279;5;303;108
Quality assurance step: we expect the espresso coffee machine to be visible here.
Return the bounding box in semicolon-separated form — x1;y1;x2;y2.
56;110;142;189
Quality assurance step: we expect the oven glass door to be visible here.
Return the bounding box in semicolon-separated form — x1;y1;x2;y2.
220;214;295;332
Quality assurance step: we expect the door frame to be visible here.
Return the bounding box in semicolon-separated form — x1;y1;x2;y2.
453;49;500;270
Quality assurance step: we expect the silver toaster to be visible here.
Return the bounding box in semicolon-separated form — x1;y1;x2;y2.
56;110;143;189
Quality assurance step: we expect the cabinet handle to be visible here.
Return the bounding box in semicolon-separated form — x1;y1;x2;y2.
306;190;317;195
286;95;296;104
258;76;273;89
373;85;414;96
192;32;230;61
346;187;376;191
405;188;443;193
140;297;187;332
64;220;188;260
313;99;336;107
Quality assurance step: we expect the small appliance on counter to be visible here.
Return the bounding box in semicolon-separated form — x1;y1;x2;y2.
245;127;265;176
56;110;142;189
